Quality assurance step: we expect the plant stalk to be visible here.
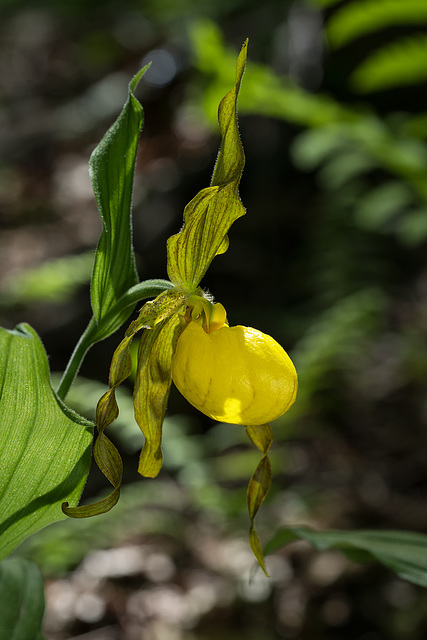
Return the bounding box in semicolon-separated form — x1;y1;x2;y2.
56;279;175;400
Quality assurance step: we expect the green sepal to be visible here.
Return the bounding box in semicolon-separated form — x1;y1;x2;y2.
134;313;182;478
166;40;247;292
246;423;273;576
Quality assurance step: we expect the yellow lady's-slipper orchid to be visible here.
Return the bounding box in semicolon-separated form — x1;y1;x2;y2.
65;40;298;574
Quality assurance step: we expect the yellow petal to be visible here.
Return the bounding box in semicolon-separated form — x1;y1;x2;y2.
172;321;298;425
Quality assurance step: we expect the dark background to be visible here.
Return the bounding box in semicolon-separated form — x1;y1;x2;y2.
2;0;427;638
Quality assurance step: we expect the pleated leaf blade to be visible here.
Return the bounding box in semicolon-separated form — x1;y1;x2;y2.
265;526;427;587
0;324;93;560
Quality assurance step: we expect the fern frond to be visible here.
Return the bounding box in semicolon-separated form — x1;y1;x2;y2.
327;0;427;48
351;35;427;93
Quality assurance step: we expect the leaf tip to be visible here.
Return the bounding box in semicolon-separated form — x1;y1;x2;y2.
130;62;152;94
249;525;270;577
236;39;248;84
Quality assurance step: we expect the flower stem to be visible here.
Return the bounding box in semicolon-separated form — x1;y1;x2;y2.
56;318;98;400
56;279;175;400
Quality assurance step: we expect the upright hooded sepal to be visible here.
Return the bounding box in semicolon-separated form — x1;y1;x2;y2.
166;41;247;292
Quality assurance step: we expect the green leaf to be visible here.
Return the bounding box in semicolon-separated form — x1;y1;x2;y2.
351;35;427;93
326;0;427;49
265;526;427;587
246;423;273;576
134;313;182;478
0;558;45;640
166;41;247;292
0;324;93;560
90;65;149;338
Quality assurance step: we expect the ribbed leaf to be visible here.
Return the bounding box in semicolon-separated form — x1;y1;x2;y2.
327;0;427;49
90;66;149;340
0;324;93;559
351;35;427;93
0;558;45;640
265;526;427;588
166;40;247;292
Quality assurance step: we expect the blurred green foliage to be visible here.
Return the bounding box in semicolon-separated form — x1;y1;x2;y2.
0;558;45;640
325;0;427;48
2;0;427;636
0;252;93;306
322;0;427;91
352;35;427;92
190;18;427;243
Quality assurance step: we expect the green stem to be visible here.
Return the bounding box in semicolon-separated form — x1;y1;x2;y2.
56;279;175;401
56;317;98;401
109;279;175;315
